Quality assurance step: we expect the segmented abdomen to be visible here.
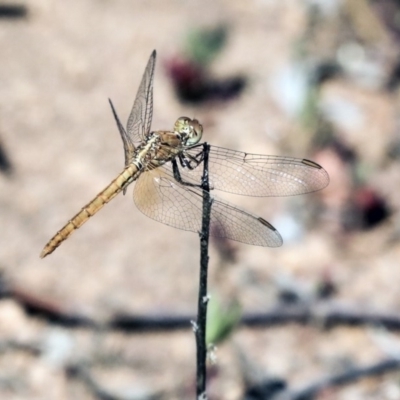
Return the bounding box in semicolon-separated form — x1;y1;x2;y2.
40;165;138;258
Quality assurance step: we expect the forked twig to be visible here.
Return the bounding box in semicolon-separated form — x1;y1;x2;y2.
195;142;212;399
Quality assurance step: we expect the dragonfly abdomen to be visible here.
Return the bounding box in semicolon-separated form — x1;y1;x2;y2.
40;164;139;258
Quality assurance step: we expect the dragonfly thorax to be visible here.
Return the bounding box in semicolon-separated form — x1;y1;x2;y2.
174;117;203;146
132;131;183;171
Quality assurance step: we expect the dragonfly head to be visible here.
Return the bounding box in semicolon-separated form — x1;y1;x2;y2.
174;117;203;146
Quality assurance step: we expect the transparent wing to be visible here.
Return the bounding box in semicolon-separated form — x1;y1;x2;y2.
126;50;156;145
181;145;329;197
109;99;134;166
133;166;282;247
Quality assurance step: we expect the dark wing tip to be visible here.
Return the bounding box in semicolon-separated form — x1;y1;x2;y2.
258;217;277;231
301;159;322;169
258;217;283;247
301;158;330;190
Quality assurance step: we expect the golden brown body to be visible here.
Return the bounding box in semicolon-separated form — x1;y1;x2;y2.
40;164;139;258
40;123;201;258
40;50;206;258
40;51;329;257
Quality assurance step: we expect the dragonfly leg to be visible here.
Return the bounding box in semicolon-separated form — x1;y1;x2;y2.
172;159;202;188
178;149;204;170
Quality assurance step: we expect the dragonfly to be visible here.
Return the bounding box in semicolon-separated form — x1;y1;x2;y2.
40;50;329;258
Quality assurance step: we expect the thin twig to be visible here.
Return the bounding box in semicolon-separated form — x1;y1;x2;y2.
195;142;212;399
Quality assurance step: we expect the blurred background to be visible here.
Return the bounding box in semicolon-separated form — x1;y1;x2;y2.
1;0;400;399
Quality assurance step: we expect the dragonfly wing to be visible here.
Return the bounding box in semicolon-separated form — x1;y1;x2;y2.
126;50;156;145
182;145;329;197
109;99;135;166
133;166;282;247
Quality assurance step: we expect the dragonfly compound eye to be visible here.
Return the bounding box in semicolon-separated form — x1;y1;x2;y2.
186;119;203;146
174;117;203;146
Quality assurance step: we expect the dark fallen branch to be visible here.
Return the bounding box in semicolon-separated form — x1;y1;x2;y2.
243;357;400;400
5;280;400;333
108;303;400;333
3;271;400;332
242;303;400;330
109;314;191;331
284;357;400;400
4;285;97;328
3;336;400;400
66;363;162;400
